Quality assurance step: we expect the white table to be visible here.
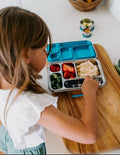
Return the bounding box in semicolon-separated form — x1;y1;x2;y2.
21;0;120;154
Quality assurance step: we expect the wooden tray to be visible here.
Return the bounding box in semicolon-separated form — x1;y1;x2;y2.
56;44;120;154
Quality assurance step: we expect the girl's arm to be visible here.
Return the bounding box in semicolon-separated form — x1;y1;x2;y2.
37;76;99;144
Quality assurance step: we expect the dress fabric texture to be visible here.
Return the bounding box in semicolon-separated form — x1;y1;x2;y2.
0;89;58;154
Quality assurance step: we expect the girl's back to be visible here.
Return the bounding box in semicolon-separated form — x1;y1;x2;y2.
0;89;57;153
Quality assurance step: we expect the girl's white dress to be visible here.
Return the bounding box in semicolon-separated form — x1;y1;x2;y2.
0;89;58;150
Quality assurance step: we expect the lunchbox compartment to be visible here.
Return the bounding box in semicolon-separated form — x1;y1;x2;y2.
60;47;73;60
50;73;62;90
50;52;59;60
64;79;84;88
73;46;90;59
73;45;96;59
64;75;104;89
62;63;76;79
75;60;100;78
50;64;60;72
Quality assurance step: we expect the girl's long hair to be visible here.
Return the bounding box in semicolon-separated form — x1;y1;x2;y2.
0;7;52;126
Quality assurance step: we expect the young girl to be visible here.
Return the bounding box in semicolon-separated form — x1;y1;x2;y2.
0;7;99;154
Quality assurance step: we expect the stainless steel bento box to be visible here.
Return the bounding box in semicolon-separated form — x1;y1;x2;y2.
47;40;106;93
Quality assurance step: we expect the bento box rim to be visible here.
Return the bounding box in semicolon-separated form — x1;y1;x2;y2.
47;40;97;63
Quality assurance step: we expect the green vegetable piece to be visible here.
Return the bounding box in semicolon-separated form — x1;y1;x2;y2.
56;83;62;89
57;77;60;83
88;22;92;26
114;65;120;75
51;80;55;87
118;59;120;68
53;73;57;79
57;76;62;83
50;74;54;80
82;22;87;26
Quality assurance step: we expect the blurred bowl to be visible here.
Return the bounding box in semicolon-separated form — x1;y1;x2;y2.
68;0;103;12
80;18;94;30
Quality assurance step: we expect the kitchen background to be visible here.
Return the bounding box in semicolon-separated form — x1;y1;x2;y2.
0;0;120;22
106;0;120;21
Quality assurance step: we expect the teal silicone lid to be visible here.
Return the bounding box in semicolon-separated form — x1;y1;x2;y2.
47;40;97;63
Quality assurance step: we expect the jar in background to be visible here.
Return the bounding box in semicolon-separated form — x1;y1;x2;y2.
83;28;91;37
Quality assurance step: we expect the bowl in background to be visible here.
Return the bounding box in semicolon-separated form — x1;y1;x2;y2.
80;18;94;30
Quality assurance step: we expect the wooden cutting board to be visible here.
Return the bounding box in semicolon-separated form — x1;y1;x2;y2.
56;44;120;154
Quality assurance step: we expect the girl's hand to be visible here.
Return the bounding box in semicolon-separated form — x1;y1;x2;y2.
81;76;99;103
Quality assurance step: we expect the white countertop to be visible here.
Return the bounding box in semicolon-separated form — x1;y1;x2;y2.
21;0;120;154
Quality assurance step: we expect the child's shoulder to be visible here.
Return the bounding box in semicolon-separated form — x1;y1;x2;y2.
23;92;58;107
9;91;58;125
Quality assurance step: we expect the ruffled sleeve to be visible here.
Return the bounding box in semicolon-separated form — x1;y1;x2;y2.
7;93;58;137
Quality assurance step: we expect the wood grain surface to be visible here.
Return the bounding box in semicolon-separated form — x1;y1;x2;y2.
56;44;120;154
